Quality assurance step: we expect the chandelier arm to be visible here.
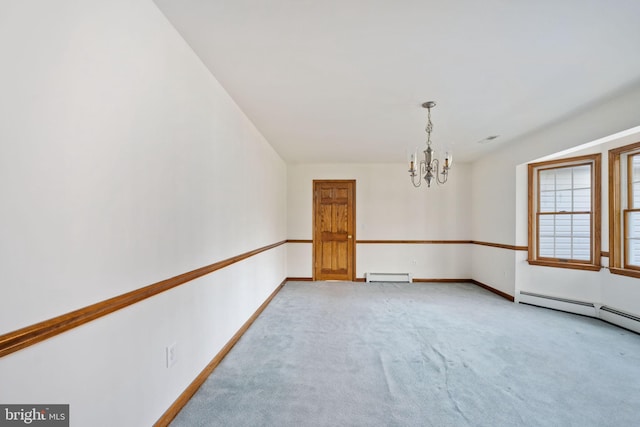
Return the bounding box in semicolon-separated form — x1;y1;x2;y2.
442;164;450;180
430;159;446;185
436;160;450;185
410;161;425;187
410;172;421;187
432;158;442;185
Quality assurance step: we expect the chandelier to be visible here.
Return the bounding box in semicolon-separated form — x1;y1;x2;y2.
408;101;452;187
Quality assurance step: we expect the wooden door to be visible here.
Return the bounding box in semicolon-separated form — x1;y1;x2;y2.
313;180;355;281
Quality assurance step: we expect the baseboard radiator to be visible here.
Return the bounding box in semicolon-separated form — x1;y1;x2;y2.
365;272;412;283
519;291;640;334
519;291;597;317
599;306;640;334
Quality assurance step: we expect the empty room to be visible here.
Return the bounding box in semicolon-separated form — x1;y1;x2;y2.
1;1;640;426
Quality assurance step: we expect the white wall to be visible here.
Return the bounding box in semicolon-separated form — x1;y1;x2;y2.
0;1;286;426
471;247;518;296
287;163;472;279
471;79;640;312
358;243;472;280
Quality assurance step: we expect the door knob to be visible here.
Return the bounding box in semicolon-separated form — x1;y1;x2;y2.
348;235;352;239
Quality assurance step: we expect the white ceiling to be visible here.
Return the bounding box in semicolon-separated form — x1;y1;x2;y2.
153;0;640;163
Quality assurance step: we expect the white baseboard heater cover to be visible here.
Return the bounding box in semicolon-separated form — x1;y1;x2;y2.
518;291;597;317
365;272;412;283
519;291;640;334
600;306;640;334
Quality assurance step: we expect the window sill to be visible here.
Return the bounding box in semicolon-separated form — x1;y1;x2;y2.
609;267;640;279
527;259;601;272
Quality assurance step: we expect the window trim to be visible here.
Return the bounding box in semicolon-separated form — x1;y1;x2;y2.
528;154;601;271
609;141;640;278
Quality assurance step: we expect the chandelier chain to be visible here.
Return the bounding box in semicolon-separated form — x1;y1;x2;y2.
425;106;433;146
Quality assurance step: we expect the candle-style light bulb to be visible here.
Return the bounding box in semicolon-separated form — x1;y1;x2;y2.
444;152;453;169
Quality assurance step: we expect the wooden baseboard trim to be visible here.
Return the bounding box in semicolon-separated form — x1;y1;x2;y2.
285;277;313;281
398;278;514;301
348;278;468;283
0;240;287;359
356;240;473;244
154;278;287;427
354;277;513;302
469;279;515;302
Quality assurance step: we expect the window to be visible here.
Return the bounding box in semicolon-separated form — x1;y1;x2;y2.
609;141;640;277
528;154;601;270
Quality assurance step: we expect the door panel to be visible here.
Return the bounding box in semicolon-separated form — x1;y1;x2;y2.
313;180;355;280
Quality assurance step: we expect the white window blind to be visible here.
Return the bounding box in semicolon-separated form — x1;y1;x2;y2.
625;155;640;266
538;164;591;261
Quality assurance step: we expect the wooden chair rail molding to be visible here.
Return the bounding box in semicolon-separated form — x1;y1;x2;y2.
471;241;528;251
1;239;528;358
288;239;527;251
0;240;287;359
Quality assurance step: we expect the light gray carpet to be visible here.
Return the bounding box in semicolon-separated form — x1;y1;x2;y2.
170;281;640;427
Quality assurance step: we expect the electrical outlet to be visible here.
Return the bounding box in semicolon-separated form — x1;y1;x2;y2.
166;343;177;368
